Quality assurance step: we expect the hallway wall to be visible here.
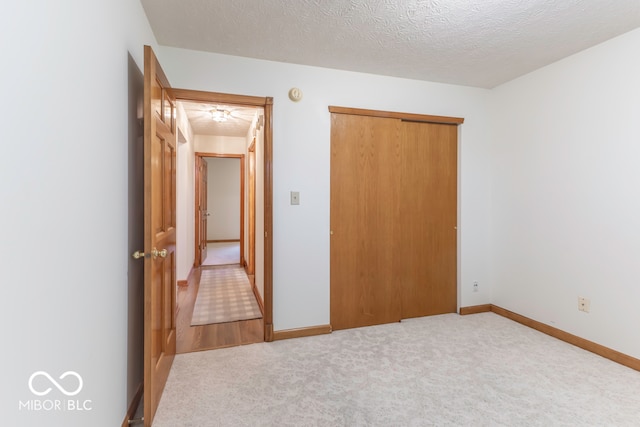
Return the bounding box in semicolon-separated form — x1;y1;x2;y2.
176;103;196;282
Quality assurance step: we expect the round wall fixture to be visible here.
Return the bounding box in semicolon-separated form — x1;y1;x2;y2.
288;87;303;102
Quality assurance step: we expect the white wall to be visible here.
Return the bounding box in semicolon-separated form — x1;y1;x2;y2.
195;135;246;154
206;158;241;240
176;103;195;281
490;28;640;359
0;1;157;426
157;47;494;330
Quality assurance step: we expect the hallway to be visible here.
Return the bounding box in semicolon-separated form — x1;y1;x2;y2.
176;265;264;354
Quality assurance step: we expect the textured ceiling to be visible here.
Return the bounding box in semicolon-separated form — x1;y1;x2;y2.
141;0;640;88
179;101;260;137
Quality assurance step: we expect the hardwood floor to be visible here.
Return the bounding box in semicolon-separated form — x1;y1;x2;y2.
176;266;264;354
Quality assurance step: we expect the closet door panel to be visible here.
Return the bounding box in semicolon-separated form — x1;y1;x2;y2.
330;113;402;330
400;121;457;318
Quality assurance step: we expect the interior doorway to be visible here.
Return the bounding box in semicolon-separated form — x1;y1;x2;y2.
195;154;245;268
137;46;274;426
173;89;274;343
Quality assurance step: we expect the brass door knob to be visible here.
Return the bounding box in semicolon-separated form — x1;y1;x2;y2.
132;250;145;259
151;248;168;259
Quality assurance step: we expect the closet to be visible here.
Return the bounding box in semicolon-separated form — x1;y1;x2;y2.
329;107;462;331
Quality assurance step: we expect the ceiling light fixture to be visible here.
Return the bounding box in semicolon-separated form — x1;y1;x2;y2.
210;108;230;122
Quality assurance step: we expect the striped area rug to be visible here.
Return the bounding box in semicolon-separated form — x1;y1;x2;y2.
191;265;262;326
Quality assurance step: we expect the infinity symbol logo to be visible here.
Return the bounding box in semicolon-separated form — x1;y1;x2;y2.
28;371;83;396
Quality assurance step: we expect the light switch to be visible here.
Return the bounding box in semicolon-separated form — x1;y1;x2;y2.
290;191;300;205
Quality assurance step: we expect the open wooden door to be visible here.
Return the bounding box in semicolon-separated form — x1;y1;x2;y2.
194;156;207;267
143;45;176;426
199;158;209;264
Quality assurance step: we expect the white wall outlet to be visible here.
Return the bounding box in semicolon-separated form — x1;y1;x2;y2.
290;191;300;205
578;297;590;313
473;281;479;292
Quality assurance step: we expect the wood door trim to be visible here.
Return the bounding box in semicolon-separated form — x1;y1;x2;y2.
172;89;268;107
194;156;202;266
328;106;464;125
247;141;256;275
196;153;245;267
263;98;274;341
195;152;245;158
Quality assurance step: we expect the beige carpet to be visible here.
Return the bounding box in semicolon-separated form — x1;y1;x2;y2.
191;265;262;326
203;242;240;265
155;312;640;426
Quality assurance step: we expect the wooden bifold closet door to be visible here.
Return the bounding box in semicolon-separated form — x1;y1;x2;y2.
330;108;461;331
